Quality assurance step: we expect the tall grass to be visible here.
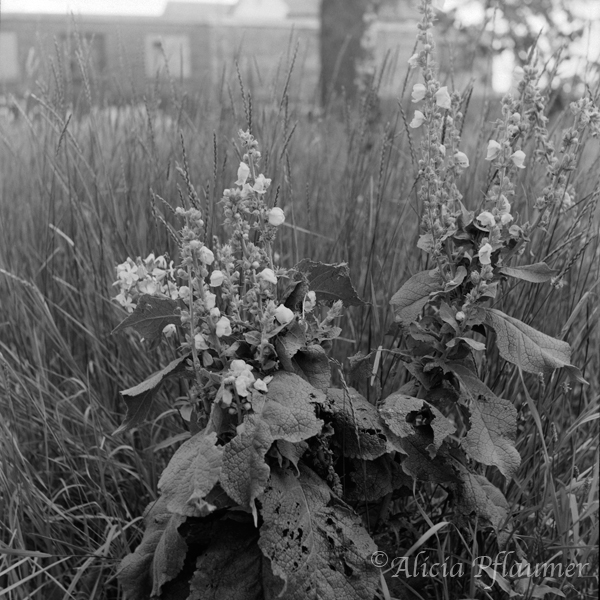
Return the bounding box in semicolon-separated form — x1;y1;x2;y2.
0;27;598;599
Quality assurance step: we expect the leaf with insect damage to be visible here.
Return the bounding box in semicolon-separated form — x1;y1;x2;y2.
295;259;364;307
258;465;378;600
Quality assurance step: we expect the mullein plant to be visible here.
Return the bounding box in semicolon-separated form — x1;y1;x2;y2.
111;2;599;597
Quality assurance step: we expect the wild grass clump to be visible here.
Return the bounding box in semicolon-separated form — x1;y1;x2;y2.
0;2;598;597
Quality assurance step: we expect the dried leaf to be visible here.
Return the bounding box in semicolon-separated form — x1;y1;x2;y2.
258;465;378;600
389;269;444;326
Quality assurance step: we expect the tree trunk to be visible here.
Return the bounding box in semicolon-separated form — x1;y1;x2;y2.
320;0;371;106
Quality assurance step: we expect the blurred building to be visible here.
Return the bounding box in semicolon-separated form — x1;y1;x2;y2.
0;0;449;104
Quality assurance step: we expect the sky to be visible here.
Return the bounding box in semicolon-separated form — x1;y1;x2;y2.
1;0;235;16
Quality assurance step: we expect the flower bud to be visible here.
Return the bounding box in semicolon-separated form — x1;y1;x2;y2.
210;270;225;287
268;207;285;226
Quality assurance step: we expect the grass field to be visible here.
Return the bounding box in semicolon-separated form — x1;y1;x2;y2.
0;21;598;599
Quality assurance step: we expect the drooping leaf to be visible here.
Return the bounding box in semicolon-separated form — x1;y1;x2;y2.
295;259;364;306
483;308;585;382
499;262;557;283
158;431;223;517
220;416;273;511
324;388;398;460
389;269;444;326
258;465;378;600
444;361;520;479
455;471;511;548
380;393;456;453
115;354;190;434
112;294;180;342
117;495;187;600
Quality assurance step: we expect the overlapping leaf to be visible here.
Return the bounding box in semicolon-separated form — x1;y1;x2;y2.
258;465;378;600
115;354;190;434
346;456;412;502
117;495;187;600
380;393;455;452
220;372;324;511
389;269;444;326
158;431;223;517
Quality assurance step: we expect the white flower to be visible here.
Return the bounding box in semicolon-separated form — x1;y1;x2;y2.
478;243;493;265
115;292;136;312
210;307;221;318
476;211;496;228
253;378;269;393
178;286;191;301
500;212;513;225
258;268;277;285
216;316;232;337
163;324;177;338
199;246;215;265
485;140;502;161
455;311;465;322
274;304;294;325
137;279;158;295
194;332;208;350
435;86;451;109
454;151;469;168
411;83;427;103
303;290;317;313
210;270;225;287
408;53;420;69
409;110;426;128
439;144;446;156
252;174;271;194
205;291;216;311
432;0;446;10
268;207;285;226
229;360;255;397
510;150;526;169
235;162;250;186
497;195;511;215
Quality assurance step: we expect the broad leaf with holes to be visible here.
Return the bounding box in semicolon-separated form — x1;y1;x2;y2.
258;465;378;600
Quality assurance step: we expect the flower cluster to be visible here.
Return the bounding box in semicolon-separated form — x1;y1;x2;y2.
113;253;177;312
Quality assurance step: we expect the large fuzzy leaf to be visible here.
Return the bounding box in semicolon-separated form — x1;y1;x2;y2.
158;431;223;517
295;259;364;306
446;361;520;479
389;269;444;326
258;465;378;600
112;294;180;343
220;372;324;511
115;354;190;434
483;308;585;382
117;496;187;600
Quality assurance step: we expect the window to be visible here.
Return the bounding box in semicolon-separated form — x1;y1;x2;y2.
0;32;19;81
145;35;191;79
